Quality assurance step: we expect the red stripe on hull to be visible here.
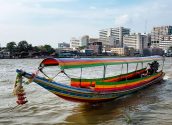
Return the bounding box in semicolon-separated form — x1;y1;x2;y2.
56;94;115;103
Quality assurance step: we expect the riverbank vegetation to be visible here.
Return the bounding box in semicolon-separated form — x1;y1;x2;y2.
1;41;55;58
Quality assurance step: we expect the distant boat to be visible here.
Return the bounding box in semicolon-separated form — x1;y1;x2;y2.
15;56;165;103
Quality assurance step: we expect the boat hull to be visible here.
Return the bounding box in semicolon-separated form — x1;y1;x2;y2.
16;70;165;103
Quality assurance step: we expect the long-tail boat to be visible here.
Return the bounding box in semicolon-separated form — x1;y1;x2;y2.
14;56;165;103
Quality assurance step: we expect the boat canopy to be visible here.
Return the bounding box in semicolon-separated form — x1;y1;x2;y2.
39;56;163;70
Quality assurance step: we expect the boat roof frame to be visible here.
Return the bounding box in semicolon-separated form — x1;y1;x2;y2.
39;56;164;70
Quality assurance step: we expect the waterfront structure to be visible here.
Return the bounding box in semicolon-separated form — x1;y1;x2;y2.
58;42;70;48
56;48;77;57
70;37;80;50
0;50;10;58
123;33;148;53
99;27;130;50
143;47;164;56
88;42;102;54
151;26;172;47
81;49;94;56
111;47;126;55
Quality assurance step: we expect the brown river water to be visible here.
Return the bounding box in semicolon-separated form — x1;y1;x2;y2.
0;58;172;125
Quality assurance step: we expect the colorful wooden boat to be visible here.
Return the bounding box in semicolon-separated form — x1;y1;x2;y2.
15;56;165;103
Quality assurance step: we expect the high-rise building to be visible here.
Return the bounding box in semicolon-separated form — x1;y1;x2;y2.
70;37;80;50
99;27;130;50
123;33;149;53
70;35;90;50
99;28;115;48
151;26;172;47
80;35;89;47
112;27;130;47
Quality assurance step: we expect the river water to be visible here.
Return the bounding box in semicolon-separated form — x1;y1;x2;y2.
0;58;172;125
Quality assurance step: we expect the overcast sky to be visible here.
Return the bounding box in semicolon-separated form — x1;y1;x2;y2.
0;0;172;47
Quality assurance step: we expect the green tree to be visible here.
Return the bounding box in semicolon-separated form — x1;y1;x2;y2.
77;46;86;53
33;46;40;52
168;46;172;52
43;44;55;54
78;46;86;50
38;45;46;52
6;42;17;57
126;47;135;56
17;40;30;52
28;44;33;51
36;45;55;56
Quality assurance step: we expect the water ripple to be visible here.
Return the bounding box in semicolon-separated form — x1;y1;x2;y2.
0;58;172;125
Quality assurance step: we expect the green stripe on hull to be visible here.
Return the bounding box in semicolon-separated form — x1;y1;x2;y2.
96;72;160;85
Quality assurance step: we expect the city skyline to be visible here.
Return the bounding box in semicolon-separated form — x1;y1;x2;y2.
0;0;172;47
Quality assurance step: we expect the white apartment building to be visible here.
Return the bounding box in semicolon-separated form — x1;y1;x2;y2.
70;35;90;50
159;40;172;51
99;27;130;50
99;28;115;47
151;26;172;47
159;35;172;51
70;37;80;50
123;33;148;53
